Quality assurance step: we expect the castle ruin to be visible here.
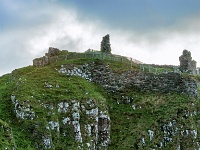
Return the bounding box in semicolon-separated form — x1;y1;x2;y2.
33;47;67;67
179;49;197;74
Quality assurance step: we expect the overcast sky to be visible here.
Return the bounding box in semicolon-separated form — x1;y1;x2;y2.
1;0;200;75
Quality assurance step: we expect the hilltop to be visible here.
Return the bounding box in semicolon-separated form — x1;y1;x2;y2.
0;47;199;149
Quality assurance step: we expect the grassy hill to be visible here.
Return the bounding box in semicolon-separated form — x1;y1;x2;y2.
0;57;199;149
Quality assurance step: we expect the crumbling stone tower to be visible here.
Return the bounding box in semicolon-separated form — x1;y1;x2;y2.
179;49;196;74
33;47;61;67
100;34;111;53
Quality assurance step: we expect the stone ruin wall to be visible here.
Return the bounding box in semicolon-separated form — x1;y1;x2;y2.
33;47;143;67
179;49;197;74
33;47;67;67
59;62;198;97
33;48;198;97
33;55;49;67
132;72;198;97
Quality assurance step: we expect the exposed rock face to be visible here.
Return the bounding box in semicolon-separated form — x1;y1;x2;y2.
100;34;111;53
58;61;198;97
98;111;110;147
11;95;110;149
179;49;197;74
33;122;53;149
11;95;35;120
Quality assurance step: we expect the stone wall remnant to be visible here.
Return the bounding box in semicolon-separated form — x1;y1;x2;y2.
47;47;60;57
58;62;198;97
179;49;197;74
33;47;68;67
100;34;111;53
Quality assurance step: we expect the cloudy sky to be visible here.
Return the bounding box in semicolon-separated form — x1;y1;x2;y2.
1;0;200;75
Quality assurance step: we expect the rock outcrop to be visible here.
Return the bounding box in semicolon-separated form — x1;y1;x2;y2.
11;95;35;120
11;95;110;149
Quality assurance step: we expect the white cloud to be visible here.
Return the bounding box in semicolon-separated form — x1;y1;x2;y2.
1;1;200;76
110;13;200;66
0;4;106;75
26;8;104;55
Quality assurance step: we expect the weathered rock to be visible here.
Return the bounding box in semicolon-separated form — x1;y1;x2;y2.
33;122;53;149
98;111;110;147
11;95;35;120
11;94;110;149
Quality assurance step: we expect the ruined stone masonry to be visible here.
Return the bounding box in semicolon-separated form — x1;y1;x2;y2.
100;34;111;53
33;48;198;97
33;47;68;67
59;62;198;97
179;49;197;74
33;47;142;67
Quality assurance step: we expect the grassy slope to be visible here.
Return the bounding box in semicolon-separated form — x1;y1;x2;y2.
0;59;108;149
108;92;200;149
0;58;199;149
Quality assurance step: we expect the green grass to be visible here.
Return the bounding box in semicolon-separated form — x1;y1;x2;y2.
10;62;105;103
107;90;199;149
0;58;110;149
